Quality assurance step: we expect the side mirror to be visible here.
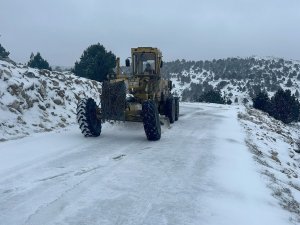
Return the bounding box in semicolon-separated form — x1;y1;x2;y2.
160;60;163;68
107;73;116;80
168;80;172;91
125;59;130;67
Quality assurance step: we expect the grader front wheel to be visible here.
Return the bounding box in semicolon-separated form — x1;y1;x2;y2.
77;98;102;137
142;100;161;141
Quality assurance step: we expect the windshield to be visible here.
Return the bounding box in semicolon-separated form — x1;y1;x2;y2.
133;53;156;75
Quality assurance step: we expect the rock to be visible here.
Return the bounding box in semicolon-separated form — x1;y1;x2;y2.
24;71;37;78
38;82;47;99
57;90;65;98
52;80;59;86
58;123;66;128
40;69;50;76
38;104;46;111
3;69;11;76
44;128;52;132
92;80;98;86
17;116;26;125
7;84;23;96
8;107;18;113
8;100;22;113
75;79;82;85
271;155;280;163
53;98;63;105
74;93;81;101
21;91;34;109
55;74;66;82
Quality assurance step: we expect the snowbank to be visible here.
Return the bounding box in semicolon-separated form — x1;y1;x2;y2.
239;107;300;223
0;60;101;141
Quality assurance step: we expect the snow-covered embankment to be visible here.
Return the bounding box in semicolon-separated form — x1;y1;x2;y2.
0;59;101;141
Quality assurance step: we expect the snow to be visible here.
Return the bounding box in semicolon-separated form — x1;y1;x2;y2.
0;59;102;141
239;107;300;223
1;59;299;224
0;103;292;225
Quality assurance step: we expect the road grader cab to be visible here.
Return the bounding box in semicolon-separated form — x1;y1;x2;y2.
76;47;179;141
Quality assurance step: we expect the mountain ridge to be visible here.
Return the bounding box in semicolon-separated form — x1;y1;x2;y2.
159;56;300;103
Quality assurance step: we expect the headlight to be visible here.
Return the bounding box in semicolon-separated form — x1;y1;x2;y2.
129;81;139;87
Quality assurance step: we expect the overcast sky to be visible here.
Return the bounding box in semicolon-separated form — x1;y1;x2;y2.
1;0;300;66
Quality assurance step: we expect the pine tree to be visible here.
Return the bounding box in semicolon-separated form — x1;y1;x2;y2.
27;52;51;70
73;43;116;82
0;43;10;58
269;89;300;124
252;91;270;113
286;78;293;87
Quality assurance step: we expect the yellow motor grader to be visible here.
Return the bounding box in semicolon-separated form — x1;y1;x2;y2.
76;47;179;141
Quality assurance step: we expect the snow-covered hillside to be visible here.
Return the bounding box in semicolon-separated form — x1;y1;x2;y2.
164;57;300;103
0;103;297;225
239;107;300;223
0;59;101;141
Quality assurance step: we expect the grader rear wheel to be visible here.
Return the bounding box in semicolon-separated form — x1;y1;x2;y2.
175;97;179;121
166;97;175;124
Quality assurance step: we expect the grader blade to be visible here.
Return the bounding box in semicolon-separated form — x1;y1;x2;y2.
101;81;126;121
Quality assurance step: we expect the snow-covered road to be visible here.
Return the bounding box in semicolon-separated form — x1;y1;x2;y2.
0;103;290;225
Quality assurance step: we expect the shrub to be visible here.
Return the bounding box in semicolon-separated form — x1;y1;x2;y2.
199;90;226;104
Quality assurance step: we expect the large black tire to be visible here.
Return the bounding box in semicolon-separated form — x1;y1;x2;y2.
76;98;101;137
175;97;179;121
166;97;175;124
142;100;161;141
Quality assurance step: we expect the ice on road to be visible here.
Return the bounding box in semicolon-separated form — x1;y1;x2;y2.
0;103;290;225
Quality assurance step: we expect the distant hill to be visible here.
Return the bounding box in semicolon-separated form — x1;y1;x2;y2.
160;57;300;103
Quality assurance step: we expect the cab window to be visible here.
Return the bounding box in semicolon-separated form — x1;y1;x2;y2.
133;53;156;75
